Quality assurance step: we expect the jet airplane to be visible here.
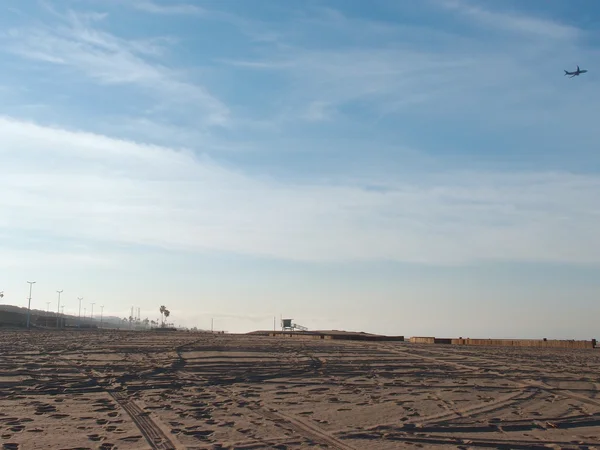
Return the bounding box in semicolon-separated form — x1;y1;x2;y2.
564;65;587;78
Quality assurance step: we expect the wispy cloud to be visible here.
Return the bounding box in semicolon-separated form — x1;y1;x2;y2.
436;0;580;40
2;117;600;266
218;3;596;133
1;9;228;126
131;1;205;16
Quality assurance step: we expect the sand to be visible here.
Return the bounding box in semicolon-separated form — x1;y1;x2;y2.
1;331;600;449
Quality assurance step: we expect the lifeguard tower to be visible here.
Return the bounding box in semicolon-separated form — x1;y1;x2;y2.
281;318;308;332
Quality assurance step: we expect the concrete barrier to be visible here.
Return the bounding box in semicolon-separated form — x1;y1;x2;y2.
409;337;436;344
407;336;595;349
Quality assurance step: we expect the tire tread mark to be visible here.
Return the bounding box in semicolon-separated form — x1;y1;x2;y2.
338;431;592;449
256;407;356;450
111;392;176;450
393;346;600;409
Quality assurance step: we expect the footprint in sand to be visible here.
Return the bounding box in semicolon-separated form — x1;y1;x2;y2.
3;420;21;427
35;404;57;415
308;387;329;393
118;435;142;442
87;434;103;442
2;444;19;450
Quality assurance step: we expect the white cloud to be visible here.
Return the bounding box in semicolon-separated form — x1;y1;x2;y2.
302;101;335;122
2;117;600;265
436;0;580;40
1;10;228;126
217;3;596;128
131;1;205;15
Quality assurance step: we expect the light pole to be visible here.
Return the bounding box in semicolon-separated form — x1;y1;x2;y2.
26;281;36;329
90;302;95;322
56;290;63;329
100;305;104;328
78;297;83;328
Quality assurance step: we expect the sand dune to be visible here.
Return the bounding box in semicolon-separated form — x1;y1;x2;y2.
1;330;600;449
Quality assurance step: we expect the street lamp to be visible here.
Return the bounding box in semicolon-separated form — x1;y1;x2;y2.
78;297;83;328
26;281;36;329
56;290;63;329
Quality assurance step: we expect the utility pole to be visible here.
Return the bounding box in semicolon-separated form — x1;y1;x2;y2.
100;305;104;328
26;281;36;330
56;290;63;329
78;297;83;328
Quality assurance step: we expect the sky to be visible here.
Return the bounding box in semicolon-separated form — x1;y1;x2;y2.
1;0;600;338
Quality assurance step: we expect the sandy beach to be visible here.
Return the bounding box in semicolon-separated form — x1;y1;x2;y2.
2;330;600;449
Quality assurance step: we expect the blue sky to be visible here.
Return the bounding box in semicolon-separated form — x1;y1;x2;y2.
1;0;600;338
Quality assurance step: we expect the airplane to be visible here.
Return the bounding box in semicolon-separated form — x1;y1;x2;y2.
564;65;587;78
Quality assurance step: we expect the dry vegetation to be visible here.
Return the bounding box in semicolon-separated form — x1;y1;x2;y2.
2;330;600;449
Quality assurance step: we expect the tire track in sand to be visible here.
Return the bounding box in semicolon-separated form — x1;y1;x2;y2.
398;346;600;409
255;406;356;450
379;344;600;416
110;391;176;450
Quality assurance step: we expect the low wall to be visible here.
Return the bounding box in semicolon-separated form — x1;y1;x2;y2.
409;336;595;349
409;337;435;344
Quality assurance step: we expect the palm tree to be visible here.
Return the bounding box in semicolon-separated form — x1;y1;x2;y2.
159;305;166;326
164;309;170;327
